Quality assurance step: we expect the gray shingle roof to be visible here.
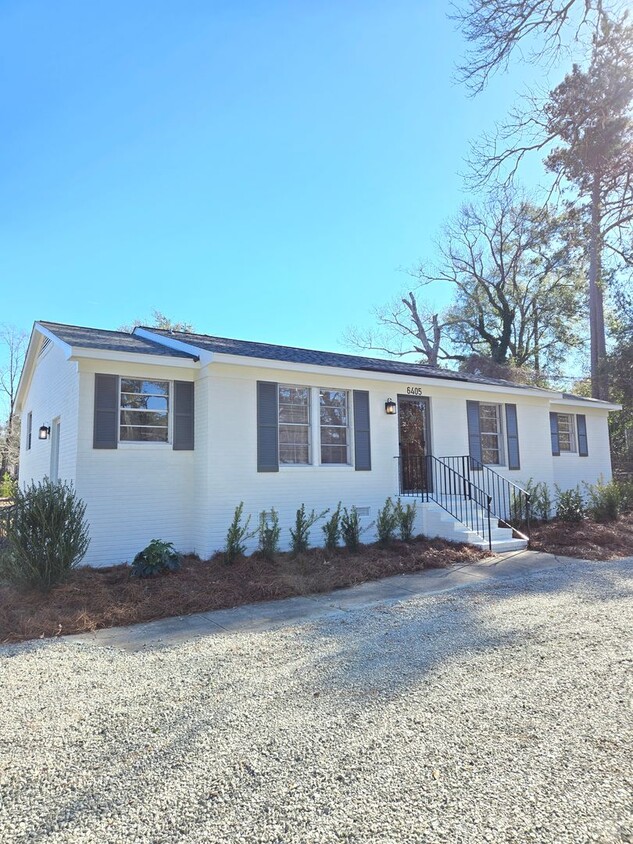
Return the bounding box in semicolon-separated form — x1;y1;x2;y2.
39;322;197;359
144;327;537;389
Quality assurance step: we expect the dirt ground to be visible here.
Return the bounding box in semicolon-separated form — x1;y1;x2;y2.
0;537;488;643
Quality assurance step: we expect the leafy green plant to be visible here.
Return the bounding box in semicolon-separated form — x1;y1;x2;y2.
322;502;342;551
258;509;281;560
376;497;398;544
0;479;90;591
0;472;16;500
224;502;257;564
289;504;328;555
131;539;181;578
394;498;417;542
555;485;586;523
584;479;621;522
522;478;552;522
340;506;373;552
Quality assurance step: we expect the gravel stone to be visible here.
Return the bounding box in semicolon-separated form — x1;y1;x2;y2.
1;557;631;843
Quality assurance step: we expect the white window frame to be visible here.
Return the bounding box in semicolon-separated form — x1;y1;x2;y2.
479;402;504;466
278;384;312;466
118;377;171;445
318;388;352;466
556;413;577;453
277;385;354;468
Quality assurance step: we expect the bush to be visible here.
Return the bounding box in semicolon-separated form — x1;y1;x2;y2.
258;509;281;560
131;539;181;578
322;502;342;551
340;506;373;552
376;497;398;544
584;479;622;523
394;498;417;542
289;504;328;555
555;485;586;523
0;479;90;591
224;502;257;564
523;478;552;522
0;472;16;499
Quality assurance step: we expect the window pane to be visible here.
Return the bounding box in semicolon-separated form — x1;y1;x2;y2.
280;444;310;464
120;426;169;442
121;393;169;411
278;385;310;464
279;425;309;445
321;426;348;445
120;379;169;396
482;446;500;464
120;410;168;427
279;404;309;424
321;445;348;464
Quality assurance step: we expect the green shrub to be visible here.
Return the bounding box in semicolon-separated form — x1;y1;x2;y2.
376;497;398;544
322;502;342;551
523;478;552;521
615;479;633;514
131;539;181;578
555;485;586;523
0;479;90;591
289;504;328;555
584;479;621;522
394;498;417;542
0;472;16;499
258;509;281;560
341;506;361;552
224;502;257;564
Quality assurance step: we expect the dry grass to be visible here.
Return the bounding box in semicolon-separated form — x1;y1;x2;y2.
0;537;489;644
529;516;633;561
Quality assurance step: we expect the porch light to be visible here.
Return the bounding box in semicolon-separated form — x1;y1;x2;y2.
385;398;397;415
39;425;50;440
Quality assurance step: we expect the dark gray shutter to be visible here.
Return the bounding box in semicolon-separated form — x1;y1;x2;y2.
505;404;520;470
576;414;589;457
94;374;118;449
257;381;279;472
353;390;371;471
27;412;32;450
173;381;195;450
550;412;560;456
467;401;482;468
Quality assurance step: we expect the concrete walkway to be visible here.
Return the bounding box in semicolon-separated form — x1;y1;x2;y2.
66;549;587;652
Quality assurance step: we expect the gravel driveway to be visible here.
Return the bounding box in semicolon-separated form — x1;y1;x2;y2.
1;557;632;843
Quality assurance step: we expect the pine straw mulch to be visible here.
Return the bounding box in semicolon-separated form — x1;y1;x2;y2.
0;537;489;644
529;516;633;561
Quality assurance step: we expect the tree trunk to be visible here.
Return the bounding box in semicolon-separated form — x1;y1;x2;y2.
589;176;608;400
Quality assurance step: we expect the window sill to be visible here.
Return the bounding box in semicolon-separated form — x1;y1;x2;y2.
280;463;354;469
118;442;172;450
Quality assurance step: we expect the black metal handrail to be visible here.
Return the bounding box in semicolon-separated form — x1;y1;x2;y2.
438;455;530;539
396;454;493;549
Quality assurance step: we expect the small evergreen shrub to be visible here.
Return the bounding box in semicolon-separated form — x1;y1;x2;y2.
131;539;181;578
258;509;281;560
322;502;342;551
376;497;398;544
289;504;328;555
224;502;257;564
340;507;373;552
394;498;417;542
0;479;90;591
555;485;586;523
584;480;621;523
523;478;552;522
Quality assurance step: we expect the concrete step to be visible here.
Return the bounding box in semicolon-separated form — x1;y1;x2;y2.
470;537;529;552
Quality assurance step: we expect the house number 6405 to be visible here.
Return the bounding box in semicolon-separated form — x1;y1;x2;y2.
406;386;424;396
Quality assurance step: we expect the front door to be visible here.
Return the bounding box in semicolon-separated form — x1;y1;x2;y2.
398;396;430;493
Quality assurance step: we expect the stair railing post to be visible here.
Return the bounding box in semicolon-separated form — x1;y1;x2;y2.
487;494;492;552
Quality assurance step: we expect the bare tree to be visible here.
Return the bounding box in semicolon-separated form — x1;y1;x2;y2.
344;292;448;366
0;324;28;476
454;0;612;93
118;309;195;334
470;16;633;398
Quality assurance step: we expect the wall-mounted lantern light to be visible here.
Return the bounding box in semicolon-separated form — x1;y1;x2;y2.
39;425;51;440
385;398;397;415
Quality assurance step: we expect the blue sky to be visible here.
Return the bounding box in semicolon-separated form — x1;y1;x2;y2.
1;0;550;355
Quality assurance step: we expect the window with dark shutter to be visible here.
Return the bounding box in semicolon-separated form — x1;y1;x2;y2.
353;391;371;471
549;412;560;456
576;414;589;457
94;374;118;449
505;404;520;470
257;381;279;472
173;381;195;450
466;401;482;468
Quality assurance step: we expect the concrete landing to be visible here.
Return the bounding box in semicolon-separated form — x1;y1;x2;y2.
64;550;588;652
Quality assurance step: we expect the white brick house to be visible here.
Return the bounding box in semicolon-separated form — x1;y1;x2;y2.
15;321;620;567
